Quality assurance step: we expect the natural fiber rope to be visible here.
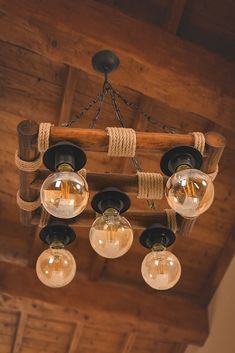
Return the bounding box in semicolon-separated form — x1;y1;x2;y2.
165;209;178;233
137;172;164;200
16;191;41;211
15;150;42;172
38;123;53;153
192;132;205;155
78;168;87;179
106;127;136;157
39;207;50;227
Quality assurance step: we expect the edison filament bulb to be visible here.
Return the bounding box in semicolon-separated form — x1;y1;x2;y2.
141;245;181;290
36;241;76;288
89;208;133;258
40;164;89;219
165;167;214;218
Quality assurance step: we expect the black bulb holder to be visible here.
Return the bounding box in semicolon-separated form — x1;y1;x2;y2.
39;221;76;246
91;187;131;214
92;50;120;75
160;145;203;176
43;141;87;172
139;224;176;249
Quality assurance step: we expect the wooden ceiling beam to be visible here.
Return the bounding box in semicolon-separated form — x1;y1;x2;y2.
12;311;27;353
0;262;208;345
165;0;187;34
67;323;84;353
58;65;78;125
0;0;234;130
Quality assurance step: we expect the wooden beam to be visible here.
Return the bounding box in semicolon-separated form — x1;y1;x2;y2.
121;332;137;353
165;0;187;34
17;120;40;226
58;65;78;125
68;324;84;353
32;171;168;194
32;210;169;229
0;262;208;345
50;127;194;151
12;312;27;353
0;0;235;130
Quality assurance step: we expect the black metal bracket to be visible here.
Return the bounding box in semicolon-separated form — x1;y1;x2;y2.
91;187;131;214
160;145;203;176
139;224;176;249
43;141;87;172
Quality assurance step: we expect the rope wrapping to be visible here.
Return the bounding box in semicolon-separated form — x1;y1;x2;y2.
16;191;41;211
106;127;136;157
38;123;53;153
137;172;164;200
78;168;87;179
165;209;178;233
15;150;42;172
192;132;205;155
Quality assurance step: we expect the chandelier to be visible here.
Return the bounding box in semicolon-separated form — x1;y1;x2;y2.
15;50;225;291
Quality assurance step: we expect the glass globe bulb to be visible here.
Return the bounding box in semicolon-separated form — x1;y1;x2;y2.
141;248;181;290
36;242;76;288
40;171;89;219
89;208;133;258
165;168;214;218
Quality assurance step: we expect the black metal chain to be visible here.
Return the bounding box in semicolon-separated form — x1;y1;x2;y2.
62;78;181;209
63;79;180;134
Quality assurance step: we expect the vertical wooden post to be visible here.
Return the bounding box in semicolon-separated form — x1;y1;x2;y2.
178;132;226;237
17;120;40;226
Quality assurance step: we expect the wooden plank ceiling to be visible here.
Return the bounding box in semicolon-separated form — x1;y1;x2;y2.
0;1;234;353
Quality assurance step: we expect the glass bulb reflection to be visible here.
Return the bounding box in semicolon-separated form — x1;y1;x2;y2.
40;171;89;219
36;242;76;288
141;247;181;290
165;168;214;218
89;208;133;258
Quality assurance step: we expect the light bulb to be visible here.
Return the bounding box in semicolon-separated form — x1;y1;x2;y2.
165;168;214;218
141;246;181;290
89;208;133;258
36;241;76;288
40;170;89;219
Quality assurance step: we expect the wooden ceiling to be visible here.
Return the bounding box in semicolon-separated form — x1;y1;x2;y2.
0;1;234;353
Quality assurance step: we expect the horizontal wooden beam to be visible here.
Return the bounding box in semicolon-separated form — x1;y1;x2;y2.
32;171;168;194
32;210;170;230
50;127;194;152
0;262;208;345
0;0;234;130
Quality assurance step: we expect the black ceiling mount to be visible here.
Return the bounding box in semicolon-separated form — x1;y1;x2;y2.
39;222;76;246
139;224;176;249
160;145;203;176
91;187;131;214
43;141;87;172
92;50;120;74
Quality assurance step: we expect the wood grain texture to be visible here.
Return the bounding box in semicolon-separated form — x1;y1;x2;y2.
0;0;235;130
0;262;209;345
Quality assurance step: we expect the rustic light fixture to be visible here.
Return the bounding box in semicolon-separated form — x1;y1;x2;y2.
139;224;181;290
41;141;89;219
160;146;215;218
16;50;225;290
89;188;133;258
36;222;77;288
